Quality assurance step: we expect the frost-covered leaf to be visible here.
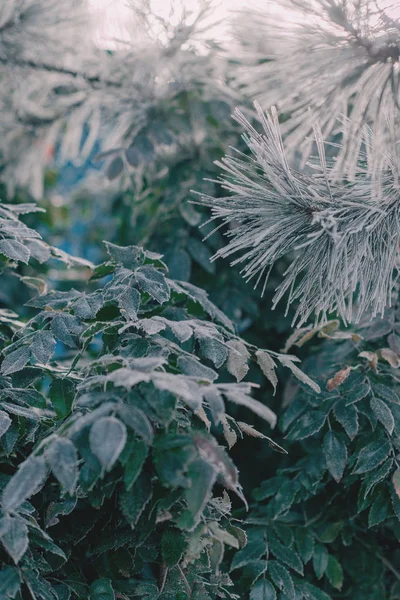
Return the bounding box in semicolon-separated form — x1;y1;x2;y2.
250;580;276;600
119;472;152;527
177;459;217;531
161;528;187;568
370;397;395;435
0;516;28;564
224;389;277;427
278;355;320;393
0;566;21;599
2;456;48;511
313;543;328;579
0;239;30;264
256;350;278;392
0;411;12;439
89;417;127;472
1;346;30;376
323;431;347;483
31;331;56;364
118;287;140;321
45;437;79;495
269;561;295;600
227;340;250;382
136;266;170;304
353;439;391;474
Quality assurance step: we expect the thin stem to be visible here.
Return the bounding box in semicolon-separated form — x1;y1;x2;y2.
0;56;122;88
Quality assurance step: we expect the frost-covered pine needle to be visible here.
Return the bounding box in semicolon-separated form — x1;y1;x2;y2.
233;0;400;184
195;102;400;326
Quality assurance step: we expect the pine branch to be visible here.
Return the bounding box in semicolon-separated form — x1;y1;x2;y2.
195;103;400;326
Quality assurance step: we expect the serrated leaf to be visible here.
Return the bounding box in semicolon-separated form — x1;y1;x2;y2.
136;266;170;304
278;355;321;393
353;439;391;474
117;404;153;444
89;417;127;472
250;580;276;600
51;314;81;348
123;439;148;491
256;350;278;393
370;397;395;435
0;239;30;264
269;561;295;600
323;431;347;483
365;459;393;498
225;390;277;428
118;287;140;321
227;340;250;382
31;331;55;364
119;472;152;527
45;437;78;495
325;555;343;591
198;334;228;368
286;410;327;441
161;528;187;568
0;411;11;439
1;346;30;376
0;566;21;599
2;455;48;510
177;459;217;531
313;543;328;579
334;400;358;439
296;529;314;564
0;516;28;563
230;537;267;571
301;581;332;600
50;378;75;419
368;494;391;527
89;578;115;600
269;536;303;575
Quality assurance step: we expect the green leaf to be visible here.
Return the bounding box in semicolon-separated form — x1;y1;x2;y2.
364;459;393;498
230;536;267;571
187;237;215;274
198;334;228;368
0;516;28;563
177;459;217;531
2;455;48;510
1;346;30;376
295;529;314;564
269;536;303;575
89;578;115;600
368;493;391;527
334;400;358;439
323;431;347;482
0;566;21;599
117;404;153;444
370;397;395;435
353;439;391;474
268;561;295;600
374;383;400;405
286;410;327;441
89;417;127;472
31;331;56;364
325;555;343;590
300;581;332;600
313;543;328;579
119;472;152;527
161;528;187;568
250;580;277;600
50;378;76;419
45;437;79;495
123;439;148;491
136;266;170;304
0;239;30;264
